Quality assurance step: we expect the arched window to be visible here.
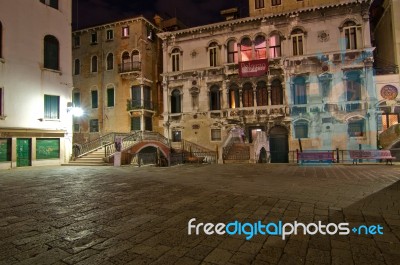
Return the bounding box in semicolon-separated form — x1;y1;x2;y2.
343;21;358;50
229;84;240;109
44;35;59;70
348;118;364;137
254;35;267;59
256;81;268;106
271;79;283;105
269;33;281;58
91;56;98;72
240;37;252;61
242;83;254;107
74;59;80;75
210;85;221;110
171;89;181;113
294;120;309;138
121;51;130;72
291;29;304;56
209;42;218;67
227;40;238;63
106;53;113;70
292;77;306;104
171;48;180;72
132;50;140;70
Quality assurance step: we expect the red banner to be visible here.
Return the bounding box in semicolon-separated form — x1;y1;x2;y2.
239;59;268;77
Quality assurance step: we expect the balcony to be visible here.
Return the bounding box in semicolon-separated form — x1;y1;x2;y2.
127;99;153;111
118;61;141;74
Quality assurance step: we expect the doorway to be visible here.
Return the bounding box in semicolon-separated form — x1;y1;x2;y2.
17;138;31;167
269;126;288;163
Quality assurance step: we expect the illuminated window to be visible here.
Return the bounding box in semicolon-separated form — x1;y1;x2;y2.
343;21;358;50
210;85;221;110
211;129;221;141
91;90;98;109
122;26;129;37
229;84;240;109
269;33;281;58
209;42;218;67
240;37;252;61
74;59;80;75
91;56;98;72
90;119;99;132
106;29;113;41
292;77;307;104
227;40;238;63
255;0;265;9
44;35;59;70
44;95;59;119
171;48;180;72
291;29;304;56
106;53;113;70
91;32;98;44
171;89;181;113
242;83;254;107
256;81;268;106
254;35;267;59
40;0;58;9
271;0;281;6
107;87;114;107
295;120;309;138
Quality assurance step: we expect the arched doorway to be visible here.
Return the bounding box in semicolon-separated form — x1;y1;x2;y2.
269;126;288;163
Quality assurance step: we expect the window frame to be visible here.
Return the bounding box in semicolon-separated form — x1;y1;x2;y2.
106;29;114;41
91;56;98;73
292;77;307;105
91;90;98;109
254;35;267;60
209;85;221;111
242;83;254;108
171;89;182;113
171;48;180;72
209;42;218;67
271;0;281;6
172;130;182;142
107;87;115;107
240;37;252;62
227;40;238;63
256;81;268;106
343;22;358;50
211;129;222;141
292;33;304;56
294;120;309;139
89;119;99;133
73;35;80;48
269;34;281;58
91;32;98;44
106;53;113;70
348;119;364;137
229;85;240;109
122;26;129;37
255;0;265;9
43;35;59;70
44;94;60;120
72;91;80;107
74;59;80;75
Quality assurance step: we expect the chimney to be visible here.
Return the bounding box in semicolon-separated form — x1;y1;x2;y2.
220;7;239;21
153;14;163;28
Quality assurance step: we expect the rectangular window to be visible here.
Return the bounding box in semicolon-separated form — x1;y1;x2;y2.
44;95;59;119
0;138;11;162
91;32;98;44
90;119;99;132
107;88;114;107
295;123;308;138
131;117;141;131
211;129;221;141
36;138;60;159
345;27;357;50
122;26;129;37
292;34;303;56
131;86;141;108
172;131;181;142
91;90;98;109
348;120;364;137
209;47;217;67
73;91;80;107
271;0;281;6
73;124;80;133
73;35;80;48
106;29;114;40
145;116;152;131
255;0;265;9
40;0;58;9
0;87;3;116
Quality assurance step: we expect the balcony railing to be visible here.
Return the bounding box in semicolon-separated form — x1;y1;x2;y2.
119;61;141;73
127;99;153;111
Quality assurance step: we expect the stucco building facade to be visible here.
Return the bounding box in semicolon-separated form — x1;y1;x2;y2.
0;0;73;169
159;0;377;163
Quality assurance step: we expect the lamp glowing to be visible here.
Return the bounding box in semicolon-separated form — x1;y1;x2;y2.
70;107;83;117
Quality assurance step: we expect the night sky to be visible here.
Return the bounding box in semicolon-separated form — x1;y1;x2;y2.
72;0;249;30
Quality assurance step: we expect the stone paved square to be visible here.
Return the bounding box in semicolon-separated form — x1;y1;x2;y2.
0;164;399;264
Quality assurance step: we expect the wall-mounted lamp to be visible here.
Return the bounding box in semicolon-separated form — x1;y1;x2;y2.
67;102;83;117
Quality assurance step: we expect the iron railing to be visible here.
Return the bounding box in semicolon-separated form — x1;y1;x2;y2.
118;61;141;73
127;99;153;111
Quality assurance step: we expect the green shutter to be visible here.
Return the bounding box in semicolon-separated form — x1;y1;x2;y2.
44;95;59;119
91;91;98;108
107;88;114;107
36;139;60;159
131;117;140;131
73;92;80;107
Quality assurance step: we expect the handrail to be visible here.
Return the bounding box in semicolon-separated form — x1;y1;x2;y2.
181;139;214;153
73;132;129;158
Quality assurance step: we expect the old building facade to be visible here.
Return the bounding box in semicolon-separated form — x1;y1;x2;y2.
72;17;163;144
0;0;73;169
159;0;377;163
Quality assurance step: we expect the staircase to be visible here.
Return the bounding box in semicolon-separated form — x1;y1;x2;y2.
65;147;110;166
223;143;250;164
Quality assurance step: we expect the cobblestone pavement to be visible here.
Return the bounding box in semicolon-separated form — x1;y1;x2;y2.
0;164;399;265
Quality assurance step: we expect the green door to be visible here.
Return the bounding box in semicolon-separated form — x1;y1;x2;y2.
17;138;31;167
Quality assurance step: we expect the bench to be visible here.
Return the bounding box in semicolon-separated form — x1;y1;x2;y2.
349;150;396;165
298;151;335;164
